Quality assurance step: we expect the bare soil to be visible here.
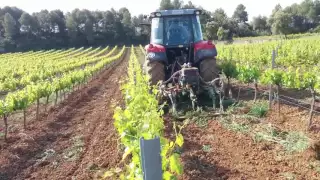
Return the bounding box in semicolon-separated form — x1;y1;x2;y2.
0;49;129;180
163;84;320;180
176;119;319;180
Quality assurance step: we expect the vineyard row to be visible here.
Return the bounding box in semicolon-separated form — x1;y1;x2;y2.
105;46;184;180
0;46;126;141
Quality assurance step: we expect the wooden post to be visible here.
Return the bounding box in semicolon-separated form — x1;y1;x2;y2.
269;50;276;110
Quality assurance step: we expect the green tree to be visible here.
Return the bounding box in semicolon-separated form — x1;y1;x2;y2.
205;21;219;40
160;0;174;10
271;11;292;37
182;1;196;9
252;15;268;31
3;13;17;39
172;0;182;9
232;4;248;23
217;26;228;40
19;12;35;33
212;8;228;25
268;4;283;25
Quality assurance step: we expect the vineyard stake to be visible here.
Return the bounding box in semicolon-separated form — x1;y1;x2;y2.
3;114;8;141
23;109;26;130
269;50;276;110
140;137;162;180
308;88;316;130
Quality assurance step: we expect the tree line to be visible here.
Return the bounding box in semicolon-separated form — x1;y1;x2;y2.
0;0;319;52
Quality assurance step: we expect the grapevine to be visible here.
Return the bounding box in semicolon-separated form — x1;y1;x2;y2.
217;36;320;130
0;46;126;140
105;46;184;180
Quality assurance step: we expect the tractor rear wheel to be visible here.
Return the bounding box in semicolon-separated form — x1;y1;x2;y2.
199;58;219;82
199;58;227;97
143;58;165;86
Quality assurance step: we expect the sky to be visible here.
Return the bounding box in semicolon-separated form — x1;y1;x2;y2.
0;0;304;21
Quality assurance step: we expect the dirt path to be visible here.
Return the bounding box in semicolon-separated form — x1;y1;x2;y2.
0;49;129;180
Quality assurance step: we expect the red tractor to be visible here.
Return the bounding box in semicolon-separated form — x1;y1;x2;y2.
142;9;227;114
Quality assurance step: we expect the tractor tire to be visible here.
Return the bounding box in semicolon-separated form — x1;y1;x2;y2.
200;58;227;97
199;58;219;82
143;58;165;86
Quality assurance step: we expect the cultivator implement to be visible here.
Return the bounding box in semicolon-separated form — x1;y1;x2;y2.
158;62;226;115
140;8;234;116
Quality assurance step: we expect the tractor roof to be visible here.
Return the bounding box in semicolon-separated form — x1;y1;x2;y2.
150;9;202;18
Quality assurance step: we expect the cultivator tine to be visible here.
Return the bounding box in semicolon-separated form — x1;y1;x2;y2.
219;92;224;112
168;93;177;115
207;87;216;110
189;88;198;111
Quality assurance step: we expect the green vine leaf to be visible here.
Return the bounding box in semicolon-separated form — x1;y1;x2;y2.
169;153;183;175
175;133;184;147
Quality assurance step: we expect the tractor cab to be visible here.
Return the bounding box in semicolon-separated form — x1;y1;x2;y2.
145;9;217;68
150;9;203;48
147;9;204;66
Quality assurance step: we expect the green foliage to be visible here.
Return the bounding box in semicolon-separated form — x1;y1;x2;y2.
217;27;230;41
271;11;292;36
237;64;261;84
280;131;310;153
3;13;17;38
110;46;184;179
159;0;175;10
252;15;269;33
202;145;211;152
220;117;250;133
0;100;11;116
247;100;268;118
254;124;310;153
205;21;219;40
0;46;125;132
282;67;299;89
232;4;248;23
169;153;183;175
261;69;283;86
219;60;238;80
301;67;320;90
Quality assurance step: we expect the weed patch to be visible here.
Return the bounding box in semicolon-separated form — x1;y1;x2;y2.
308;161;320;174
202;145;211;152
280;172;296;180
247;100;268;118
220;117;250;133
63;135;84;161
253;124;310;153
280;131;310;153
185;109;211;128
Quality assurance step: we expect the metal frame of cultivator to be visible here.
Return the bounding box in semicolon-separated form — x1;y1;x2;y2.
157;62;226;115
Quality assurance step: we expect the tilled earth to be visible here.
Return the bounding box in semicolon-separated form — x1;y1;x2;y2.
1;49;320;180
164;94;320;180
0;49;129;180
